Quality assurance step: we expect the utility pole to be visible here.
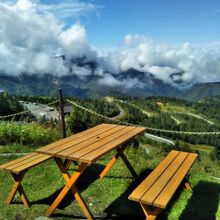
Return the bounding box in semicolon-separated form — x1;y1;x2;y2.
58;88;66;138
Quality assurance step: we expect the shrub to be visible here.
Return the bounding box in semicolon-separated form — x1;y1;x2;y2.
0;122;61;146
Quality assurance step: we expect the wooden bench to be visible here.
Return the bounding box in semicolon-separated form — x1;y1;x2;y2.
128;150;198;220
0;152;52;208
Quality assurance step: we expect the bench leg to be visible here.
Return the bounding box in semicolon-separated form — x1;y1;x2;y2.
140;203;162;220
100;145;138;179
7;171;29;208
46;159;93;219
184;181;192;191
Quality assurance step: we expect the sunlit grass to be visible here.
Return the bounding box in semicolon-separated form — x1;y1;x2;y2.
0;143;219;220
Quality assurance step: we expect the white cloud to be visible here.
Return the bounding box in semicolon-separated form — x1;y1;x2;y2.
0;0;220;89
0;0;96;76
16;0;33;10
103;34;220;87
38;0;98;21
71;65;91;79
98;73;145;89
59;23;91;58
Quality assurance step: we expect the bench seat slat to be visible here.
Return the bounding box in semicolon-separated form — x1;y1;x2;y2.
0;153;39;170
13;154;52;173
128;150;180;202
4;154;49;172
140;151;189;206
0;153;52;173
153;153;198;208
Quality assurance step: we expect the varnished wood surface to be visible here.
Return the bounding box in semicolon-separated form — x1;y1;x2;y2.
129;150;198;209
36;124;146;164
0;153;52;174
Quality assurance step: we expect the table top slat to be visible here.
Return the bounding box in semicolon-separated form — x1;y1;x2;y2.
153;153;198;208
35;124;146;164
36;123;111;153
79;127;146;163
67;126;135;161
49;125;120;157
128;150;180;202
140;151;189;206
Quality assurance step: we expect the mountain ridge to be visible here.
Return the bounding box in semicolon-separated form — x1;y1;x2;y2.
1;66;220;100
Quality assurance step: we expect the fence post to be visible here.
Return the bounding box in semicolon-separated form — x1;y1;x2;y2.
58;88;66;138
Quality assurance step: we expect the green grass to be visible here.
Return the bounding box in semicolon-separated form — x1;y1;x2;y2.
159;102;194;113
190;144;216;154
0;144;36;154
0;144;219;220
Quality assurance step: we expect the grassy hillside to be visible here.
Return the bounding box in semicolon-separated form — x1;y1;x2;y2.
0;138;219;220
0;95;220;219
183;82;220;101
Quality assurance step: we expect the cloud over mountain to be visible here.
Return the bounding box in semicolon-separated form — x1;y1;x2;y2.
0;0;220;89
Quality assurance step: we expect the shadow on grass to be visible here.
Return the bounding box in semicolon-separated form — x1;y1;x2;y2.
28;163;105;209
179;181;220;220
103;170;196;220
104;168;152;220
103;175;133;180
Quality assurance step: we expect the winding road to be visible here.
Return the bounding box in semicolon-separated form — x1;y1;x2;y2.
175;112;215;125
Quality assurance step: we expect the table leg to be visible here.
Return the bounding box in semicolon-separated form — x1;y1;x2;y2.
117;148;138;179
7;171;29;208
46;159;93;219
100;145;138;179
55;158;93;219
99;153;120;179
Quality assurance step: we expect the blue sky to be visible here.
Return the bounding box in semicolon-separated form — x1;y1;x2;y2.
0;0;220;86
64;0;220;47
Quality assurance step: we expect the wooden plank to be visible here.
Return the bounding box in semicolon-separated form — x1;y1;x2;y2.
7;172;26;205
128;150;180;202
47;124;120;156
0;153;39;170
140;203;162;220
54;158;94;220
80;127;146;163
140;152;189;206
7;172;29;208
13;155;52;173
4;153;46;171
36;123;111;153
67;126;135;161
153;153;198;208
45;162;88;217
4;154;51;173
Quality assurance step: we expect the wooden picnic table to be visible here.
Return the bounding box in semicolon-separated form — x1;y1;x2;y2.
36;123;146;219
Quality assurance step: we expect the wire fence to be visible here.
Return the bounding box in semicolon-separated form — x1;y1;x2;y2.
1;97;220;136
66;99;220;136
